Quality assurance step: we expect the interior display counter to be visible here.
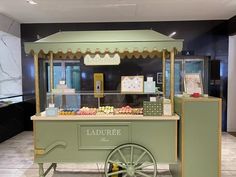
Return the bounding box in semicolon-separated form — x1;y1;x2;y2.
24;29;221;177
170;96;221;177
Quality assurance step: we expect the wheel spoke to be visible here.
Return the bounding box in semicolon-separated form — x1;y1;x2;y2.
135;162;154;170
131;146;134;164
135;171;152;177
118;149;127;164
107;170;127;176
108;160;127;169
134;151;146;167
105;144;156;177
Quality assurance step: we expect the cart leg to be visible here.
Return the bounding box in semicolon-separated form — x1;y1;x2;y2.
38;163;44;177
53;163;57;171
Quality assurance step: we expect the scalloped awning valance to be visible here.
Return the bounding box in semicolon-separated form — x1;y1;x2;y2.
24;30;183;57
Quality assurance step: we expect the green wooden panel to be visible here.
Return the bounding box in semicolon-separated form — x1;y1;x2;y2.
174;97;182;116
170;97;220;177
78;122;131;149
170;97;183;177
174;97;183;161
35;121;110;163
34;120;177;163
131;121;177;163
184;101;219;177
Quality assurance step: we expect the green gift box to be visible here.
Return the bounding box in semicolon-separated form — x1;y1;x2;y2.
143;100;163;116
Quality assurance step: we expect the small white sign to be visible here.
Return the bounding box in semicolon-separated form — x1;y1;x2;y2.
59;80;65;85
150;97;157;102
84;53;120;66
164;103;171;116
49;103;55;108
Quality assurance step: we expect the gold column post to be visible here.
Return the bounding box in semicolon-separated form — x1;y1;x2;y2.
49;52;54;104
34;53;40;115
162;50;166;98
170;49;175;115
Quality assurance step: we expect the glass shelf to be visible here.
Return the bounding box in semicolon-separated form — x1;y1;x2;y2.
47;91;163;109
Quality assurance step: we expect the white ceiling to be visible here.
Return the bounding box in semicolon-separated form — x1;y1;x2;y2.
0;0;236;23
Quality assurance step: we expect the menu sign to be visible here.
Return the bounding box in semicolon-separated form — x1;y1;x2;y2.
121;76;144;93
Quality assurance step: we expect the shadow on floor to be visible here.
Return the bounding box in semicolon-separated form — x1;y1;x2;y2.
229;132;236;137
51;170;172;177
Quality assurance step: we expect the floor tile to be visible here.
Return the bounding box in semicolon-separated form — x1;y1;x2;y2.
0;132;235;177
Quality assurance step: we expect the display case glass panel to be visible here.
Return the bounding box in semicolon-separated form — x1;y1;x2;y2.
166;58;206;96
166;60;183;96
47;92;160;110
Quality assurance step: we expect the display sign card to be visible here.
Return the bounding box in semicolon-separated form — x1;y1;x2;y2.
144;81;156;93
94;73;104;98
84;53;120;66
184;73;203;95
150;97;157;102
121;76;144;93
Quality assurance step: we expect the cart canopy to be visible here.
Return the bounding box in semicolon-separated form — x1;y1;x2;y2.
24;30;183;58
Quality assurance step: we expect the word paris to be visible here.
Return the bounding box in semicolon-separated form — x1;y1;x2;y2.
86;128;122;136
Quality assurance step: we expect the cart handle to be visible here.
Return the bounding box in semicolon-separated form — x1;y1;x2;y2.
35;141;67;155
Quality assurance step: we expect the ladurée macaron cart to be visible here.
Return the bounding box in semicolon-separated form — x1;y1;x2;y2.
24;30;221;177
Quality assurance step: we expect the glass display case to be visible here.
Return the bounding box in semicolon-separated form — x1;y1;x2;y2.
42;58;169;117
46;91;163;115
166;57;208;96
43;57;207;117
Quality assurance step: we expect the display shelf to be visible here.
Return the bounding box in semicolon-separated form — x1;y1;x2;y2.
31;112;179;120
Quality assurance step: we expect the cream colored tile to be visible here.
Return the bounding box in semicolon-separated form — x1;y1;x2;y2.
0;132;235;177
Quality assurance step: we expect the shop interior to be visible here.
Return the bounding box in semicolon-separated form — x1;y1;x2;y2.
0;1;236;177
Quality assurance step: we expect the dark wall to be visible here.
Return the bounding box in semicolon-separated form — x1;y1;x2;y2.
21;20;228;92
21;20;228;130
228;15;236;35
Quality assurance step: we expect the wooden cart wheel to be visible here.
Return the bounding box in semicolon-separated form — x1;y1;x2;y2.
104;144;157;177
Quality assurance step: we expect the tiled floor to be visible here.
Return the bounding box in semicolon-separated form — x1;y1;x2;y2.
0;131;235;177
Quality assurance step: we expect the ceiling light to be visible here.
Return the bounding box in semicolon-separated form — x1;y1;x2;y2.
26;0;37;5
168;32;176;38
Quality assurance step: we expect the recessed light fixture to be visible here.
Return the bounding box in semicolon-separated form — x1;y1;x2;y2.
168;32;177;38
26;0;37;5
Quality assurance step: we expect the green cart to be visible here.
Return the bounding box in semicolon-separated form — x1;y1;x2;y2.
25;30;183;177
32;114;179;177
